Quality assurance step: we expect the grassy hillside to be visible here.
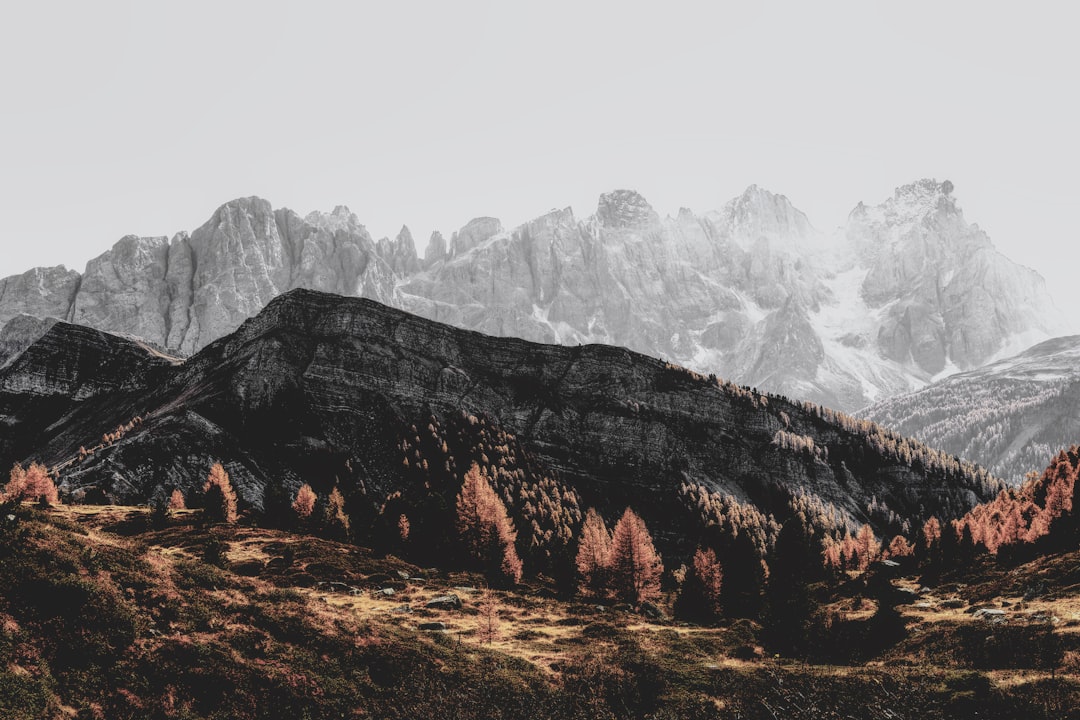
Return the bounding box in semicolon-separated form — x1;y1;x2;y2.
0;503;1078;719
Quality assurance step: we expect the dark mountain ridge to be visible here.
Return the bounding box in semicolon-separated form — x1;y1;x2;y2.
0;289;999;559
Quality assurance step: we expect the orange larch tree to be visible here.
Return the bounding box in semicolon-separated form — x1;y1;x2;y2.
4;463;59;506
854;524;880;570
884;534;913;560
608;507;663;605
203;462;238;524
456;463;523;586
168;489;186;511
292;483;317;521
323;486;351;541
575;507;613;598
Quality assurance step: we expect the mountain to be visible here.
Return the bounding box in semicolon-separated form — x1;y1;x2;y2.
863;335;1080;483
0;180;1060;410
0;290;1000;557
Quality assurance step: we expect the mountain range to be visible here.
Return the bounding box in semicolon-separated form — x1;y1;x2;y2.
0;289;1000;557
864;334;1080;483
0;179;1060;412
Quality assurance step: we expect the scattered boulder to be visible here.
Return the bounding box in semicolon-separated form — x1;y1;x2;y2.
426;594;463;611
317;580;362;595
973;608;1007;624
392;604;412;614
374;588;396;598
395;570;411;580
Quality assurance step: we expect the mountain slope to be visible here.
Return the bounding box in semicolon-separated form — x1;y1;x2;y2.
0;290;1000;558
863;335;1080;483
0;181;1060;411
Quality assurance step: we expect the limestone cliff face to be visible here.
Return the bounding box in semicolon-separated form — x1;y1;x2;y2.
847;179;1054;376
0;266;81;325
0;291;998;553
71;235;172;345
399;186;831;399
0;180;1061;411
376;226;421;277
15;199;399;355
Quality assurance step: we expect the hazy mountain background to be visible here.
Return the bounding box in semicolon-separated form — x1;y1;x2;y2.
0;179;1062;416
863;335;1080;483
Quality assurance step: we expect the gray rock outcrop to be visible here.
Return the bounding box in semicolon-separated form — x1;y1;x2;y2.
0;266;80;325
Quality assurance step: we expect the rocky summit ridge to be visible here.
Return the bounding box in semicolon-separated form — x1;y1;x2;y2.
0;288;1000;556
0;179;1061;411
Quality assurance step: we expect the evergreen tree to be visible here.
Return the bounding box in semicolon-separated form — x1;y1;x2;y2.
706;526;765;619
764;515;817;655
674;546;723;623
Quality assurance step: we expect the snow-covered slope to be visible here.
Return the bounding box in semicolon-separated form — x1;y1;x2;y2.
0;179;1062;412
862;335;1080;483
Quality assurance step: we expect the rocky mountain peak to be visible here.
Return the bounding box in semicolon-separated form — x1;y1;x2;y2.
0;265;81;326
861;178;962;232
451;217;503;257
0;179;1061;413
718;184;815;249
596;189;659;228
305;204;366;234
376;225;420;277
848;179;1055;378
213;196;274;219
424;231;448;266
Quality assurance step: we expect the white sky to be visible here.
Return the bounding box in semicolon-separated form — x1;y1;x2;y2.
1;1;1077;314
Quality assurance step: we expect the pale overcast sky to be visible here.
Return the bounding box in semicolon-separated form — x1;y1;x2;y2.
1;2;1077;312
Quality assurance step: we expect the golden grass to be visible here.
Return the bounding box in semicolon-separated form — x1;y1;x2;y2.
46;503;1080;685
